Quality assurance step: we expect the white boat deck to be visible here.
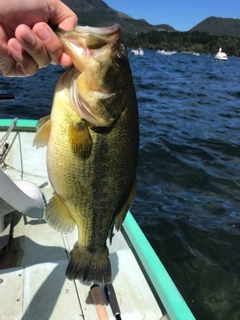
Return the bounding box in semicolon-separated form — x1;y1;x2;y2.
1;215;164;320
0;129;167;320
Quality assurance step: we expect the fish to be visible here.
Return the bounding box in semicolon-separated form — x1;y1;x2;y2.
33;24;139;283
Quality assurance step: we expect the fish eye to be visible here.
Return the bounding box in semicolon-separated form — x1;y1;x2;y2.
115;53;126;66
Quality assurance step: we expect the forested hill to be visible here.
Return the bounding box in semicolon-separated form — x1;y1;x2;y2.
190;16;240;38
60;2;240;55
127;30;240;56
61;0;174;37
61;1;240;40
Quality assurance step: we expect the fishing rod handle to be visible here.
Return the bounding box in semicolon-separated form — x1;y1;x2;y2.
90;284;109;320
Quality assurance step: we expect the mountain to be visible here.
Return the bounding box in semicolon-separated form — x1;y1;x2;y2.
61;0;175;37
190;16;240;38
61;2;240;40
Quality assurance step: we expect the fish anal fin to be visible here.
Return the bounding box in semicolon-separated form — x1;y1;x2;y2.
44;194;76;233
69;119;92;159
108;222;115;245
33;115;51;148
113;180;137;235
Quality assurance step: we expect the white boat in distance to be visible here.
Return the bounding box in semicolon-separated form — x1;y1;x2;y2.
215;47;228;61
156;49;177;55
131;48;144;55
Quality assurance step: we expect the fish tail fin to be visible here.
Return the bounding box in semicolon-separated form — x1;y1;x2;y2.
66;242;111;283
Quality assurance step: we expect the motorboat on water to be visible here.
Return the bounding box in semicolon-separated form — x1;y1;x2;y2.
215;47;228;61
131;48;144;56
156;49;177;55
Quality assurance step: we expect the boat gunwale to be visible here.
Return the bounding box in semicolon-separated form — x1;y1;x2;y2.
0;119;37;131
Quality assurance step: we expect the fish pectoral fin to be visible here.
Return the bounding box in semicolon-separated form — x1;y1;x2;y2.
111;180;137;241
33;115;51;148
36;115;51;130
44;194;76;233
69;119;92;159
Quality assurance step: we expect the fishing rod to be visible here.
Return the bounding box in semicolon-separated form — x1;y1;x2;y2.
0;94;14;100
105;283;122;320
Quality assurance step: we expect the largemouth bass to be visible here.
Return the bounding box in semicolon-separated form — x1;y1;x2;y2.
33;24;139;283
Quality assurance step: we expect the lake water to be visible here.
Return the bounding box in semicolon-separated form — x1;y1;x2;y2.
1;51;240;320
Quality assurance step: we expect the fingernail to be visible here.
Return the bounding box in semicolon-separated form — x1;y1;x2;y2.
37;26;51;41
8;39;22;53
24;30;35;45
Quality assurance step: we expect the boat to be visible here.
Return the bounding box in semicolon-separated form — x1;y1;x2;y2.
0;116;196;320
131;48;144;56
215;47;228;61
156;50;177;56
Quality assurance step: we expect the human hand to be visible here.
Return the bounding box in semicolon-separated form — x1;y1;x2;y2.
0;0;78;77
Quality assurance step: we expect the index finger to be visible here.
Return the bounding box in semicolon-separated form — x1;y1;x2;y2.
32;23;63;65
0;24;15;76
49;2;78;30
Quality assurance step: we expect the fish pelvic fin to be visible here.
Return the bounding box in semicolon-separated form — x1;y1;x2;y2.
69;119;92;159
114;179;137;232
33;115;51;148
66;243;111;283
44;194;76;233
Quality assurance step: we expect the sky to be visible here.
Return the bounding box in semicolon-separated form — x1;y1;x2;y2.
104;0;240;31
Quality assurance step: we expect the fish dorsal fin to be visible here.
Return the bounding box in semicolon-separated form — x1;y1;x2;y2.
33;115;51;148
69;119;92;159
44;193;76;233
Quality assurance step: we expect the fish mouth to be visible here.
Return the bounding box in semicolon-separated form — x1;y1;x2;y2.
56;24;121;74
60;67;115;127
56;24;121;50
56;24;124;126
70;78;115;127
